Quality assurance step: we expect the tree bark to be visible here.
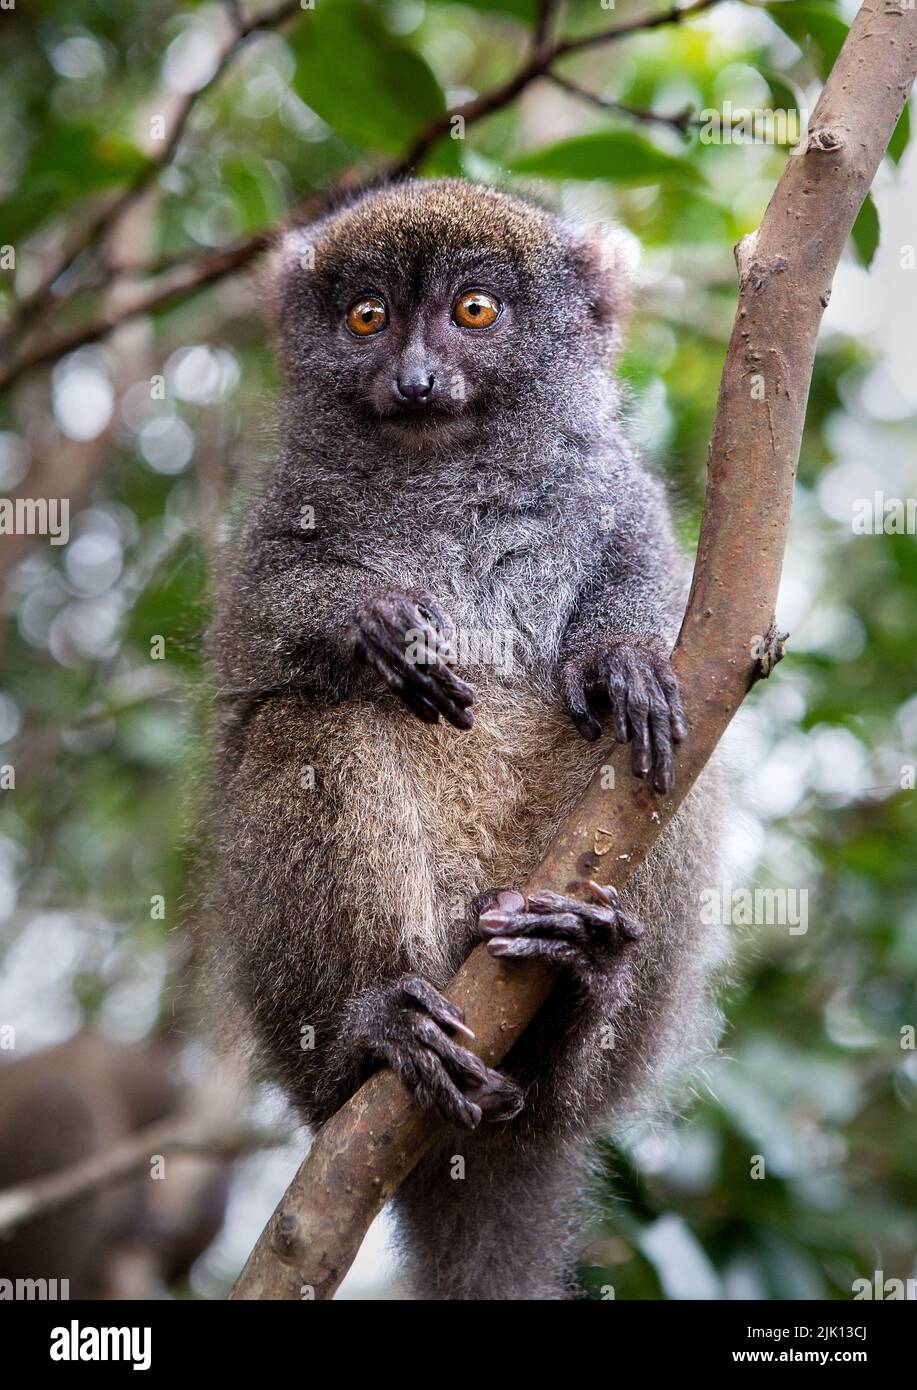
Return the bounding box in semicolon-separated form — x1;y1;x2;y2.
229;0;917;1300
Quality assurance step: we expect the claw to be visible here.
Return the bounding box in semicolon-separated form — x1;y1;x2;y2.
350;587;477;731
474;879;645;998
588;879;620;908
355;974;518;1129
561;635;685;795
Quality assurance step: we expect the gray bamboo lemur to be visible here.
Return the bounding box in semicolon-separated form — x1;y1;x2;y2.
209;179;726;1300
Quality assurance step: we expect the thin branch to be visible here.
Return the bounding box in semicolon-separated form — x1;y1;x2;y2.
533;0;561;54
0;0;727;392
228;0;917;1301
0;234;274;388
546;70;696;135
395;0;722;172
0;1115;283;1237
1;0;302;350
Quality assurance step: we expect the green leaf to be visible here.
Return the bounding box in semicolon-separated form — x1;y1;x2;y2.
222;156;286;233
424;0;538;15
851;192;879;269
759;67;807;146
508;130;701;184
0;122;147;241
887;100;911;166
289;0;451;156
767;2;849;81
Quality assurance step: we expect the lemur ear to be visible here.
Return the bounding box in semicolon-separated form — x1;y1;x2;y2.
565;223;637;350
264;225;318;326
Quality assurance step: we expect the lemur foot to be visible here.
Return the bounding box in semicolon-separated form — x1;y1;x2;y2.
351;974;522;1130
477;883;644;1004
561;633;686;793
347;587;476;730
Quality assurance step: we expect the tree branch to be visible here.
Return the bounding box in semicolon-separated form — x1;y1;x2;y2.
0;1115;282;1237
228;0;917;1301
0;0;302;352
546;71;695;135
0;0;726;393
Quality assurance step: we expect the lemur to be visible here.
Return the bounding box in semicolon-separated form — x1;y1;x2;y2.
208;179;726;1300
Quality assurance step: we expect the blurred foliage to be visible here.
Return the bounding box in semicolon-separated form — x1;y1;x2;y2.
0;0;915;1300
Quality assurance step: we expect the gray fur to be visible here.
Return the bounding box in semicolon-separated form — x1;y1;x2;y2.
207;179;727;1300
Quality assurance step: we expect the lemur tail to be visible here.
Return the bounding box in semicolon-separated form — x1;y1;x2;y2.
391;1126;592;1301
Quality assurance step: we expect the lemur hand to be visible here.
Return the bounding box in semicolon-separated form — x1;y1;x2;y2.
560;634;686;793
476;884;644;1008
342;975;523;1130
348;587;476;729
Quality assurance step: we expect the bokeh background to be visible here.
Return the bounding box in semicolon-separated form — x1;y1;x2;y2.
1;0;915;1299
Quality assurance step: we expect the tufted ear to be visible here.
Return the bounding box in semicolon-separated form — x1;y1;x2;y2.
263;225;318;329
565;222;637;356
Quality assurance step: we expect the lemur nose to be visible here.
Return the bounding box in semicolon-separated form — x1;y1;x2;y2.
395;372;435;406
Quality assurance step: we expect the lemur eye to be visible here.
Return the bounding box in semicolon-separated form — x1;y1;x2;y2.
453;290;501;330
346;296;387;337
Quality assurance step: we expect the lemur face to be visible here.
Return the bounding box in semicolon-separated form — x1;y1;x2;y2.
274;179;626;451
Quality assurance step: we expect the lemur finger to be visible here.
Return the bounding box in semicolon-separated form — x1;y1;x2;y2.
400;975;475;1039
425;661;476;709
654;662;688;742
391;653;476;723
525;889;619;924
561;667;602;741
370;652;441;724
587;880;621;908
473;887;524;920
480;910;592;945
373;646;474;728
606;666;630;744
527;890;645;944
647;675;675;794
409;1051;483;1131
626;677;653;779
486;936;588;971
465;1071;525;1121
615;910;646;943
413;1017;490;1086
411;595;456;646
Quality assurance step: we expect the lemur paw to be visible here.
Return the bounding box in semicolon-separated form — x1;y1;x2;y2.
353;974;522;1130
347;587;476;730
561;634;686;793
477;883;644;1004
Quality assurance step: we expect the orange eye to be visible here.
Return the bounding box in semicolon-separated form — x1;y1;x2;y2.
346;296;387;336
453;289;501;330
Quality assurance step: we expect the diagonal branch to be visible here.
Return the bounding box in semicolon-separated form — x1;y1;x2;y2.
0;1115;283;1237
228;0;917;1301
0;0;727;393
1;0;303;352
546;71;695;135
394;0;722;172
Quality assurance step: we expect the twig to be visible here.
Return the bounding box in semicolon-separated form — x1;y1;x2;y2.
0;234;274;386
0;0;302;351
0;1115;283;1236
0;0;726;392
533;0;561;53
228;0;917;1301
395;0;722;172
546;71;695;135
